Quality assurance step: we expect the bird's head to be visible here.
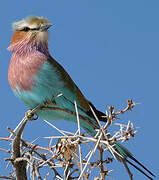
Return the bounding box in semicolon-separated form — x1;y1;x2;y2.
8;16;52;53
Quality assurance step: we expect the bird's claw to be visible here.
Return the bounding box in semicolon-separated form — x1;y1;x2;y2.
25;110;38;121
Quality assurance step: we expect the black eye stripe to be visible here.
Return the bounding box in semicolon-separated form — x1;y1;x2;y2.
21;27;40;32
31;27;40;31
22;27;30;32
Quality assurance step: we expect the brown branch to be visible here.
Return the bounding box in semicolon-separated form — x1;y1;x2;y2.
11;119;28;180
0;176;15;180
123;160;133;180
114;99;135;115
33;150;62;179
0;136;53;152
0;148;10;154
99;146;105;180
35;161;42;180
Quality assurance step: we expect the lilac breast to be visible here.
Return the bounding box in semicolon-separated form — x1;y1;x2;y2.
8;51;48;91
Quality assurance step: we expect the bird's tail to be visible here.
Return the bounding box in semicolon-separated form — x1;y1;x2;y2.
114;142;156;180
82;102;155;179
83;121;155;179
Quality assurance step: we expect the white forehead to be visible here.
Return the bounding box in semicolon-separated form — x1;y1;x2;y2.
12;16;49;31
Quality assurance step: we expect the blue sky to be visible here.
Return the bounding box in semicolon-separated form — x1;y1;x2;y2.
0;0;158;179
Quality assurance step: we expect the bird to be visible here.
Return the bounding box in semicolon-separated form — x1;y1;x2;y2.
8;16;155;179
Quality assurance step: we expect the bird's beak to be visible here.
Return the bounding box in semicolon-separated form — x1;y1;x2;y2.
40;23;53;31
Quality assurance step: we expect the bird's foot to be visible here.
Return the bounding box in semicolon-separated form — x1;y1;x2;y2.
25;110;38;121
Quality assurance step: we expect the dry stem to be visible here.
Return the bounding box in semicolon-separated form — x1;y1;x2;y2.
0;99;137;179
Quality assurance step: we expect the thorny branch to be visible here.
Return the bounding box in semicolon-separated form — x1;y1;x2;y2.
0;99;138;179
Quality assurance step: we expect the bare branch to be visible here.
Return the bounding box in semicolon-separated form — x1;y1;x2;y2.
0;99;139;179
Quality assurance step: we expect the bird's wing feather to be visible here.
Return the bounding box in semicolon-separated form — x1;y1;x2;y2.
48;56;90;110
47;56;107;122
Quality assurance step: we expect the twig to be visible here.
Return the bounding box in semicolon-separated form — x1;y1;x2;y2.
78;131;103;180
114;99;135;115
0;176;15;180
0;148;10;154
35;161;42;180
74;101;83;176
99;146;105;180
43;120;66;136
123;160;133;180
8;117;26;139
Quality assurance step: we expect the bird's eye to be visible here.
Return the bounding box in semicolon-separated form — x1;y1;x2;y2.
23;27;30;32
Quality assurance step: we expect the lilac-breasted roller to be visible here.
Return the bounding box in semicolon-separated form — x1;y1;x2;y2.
8;16;155;179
